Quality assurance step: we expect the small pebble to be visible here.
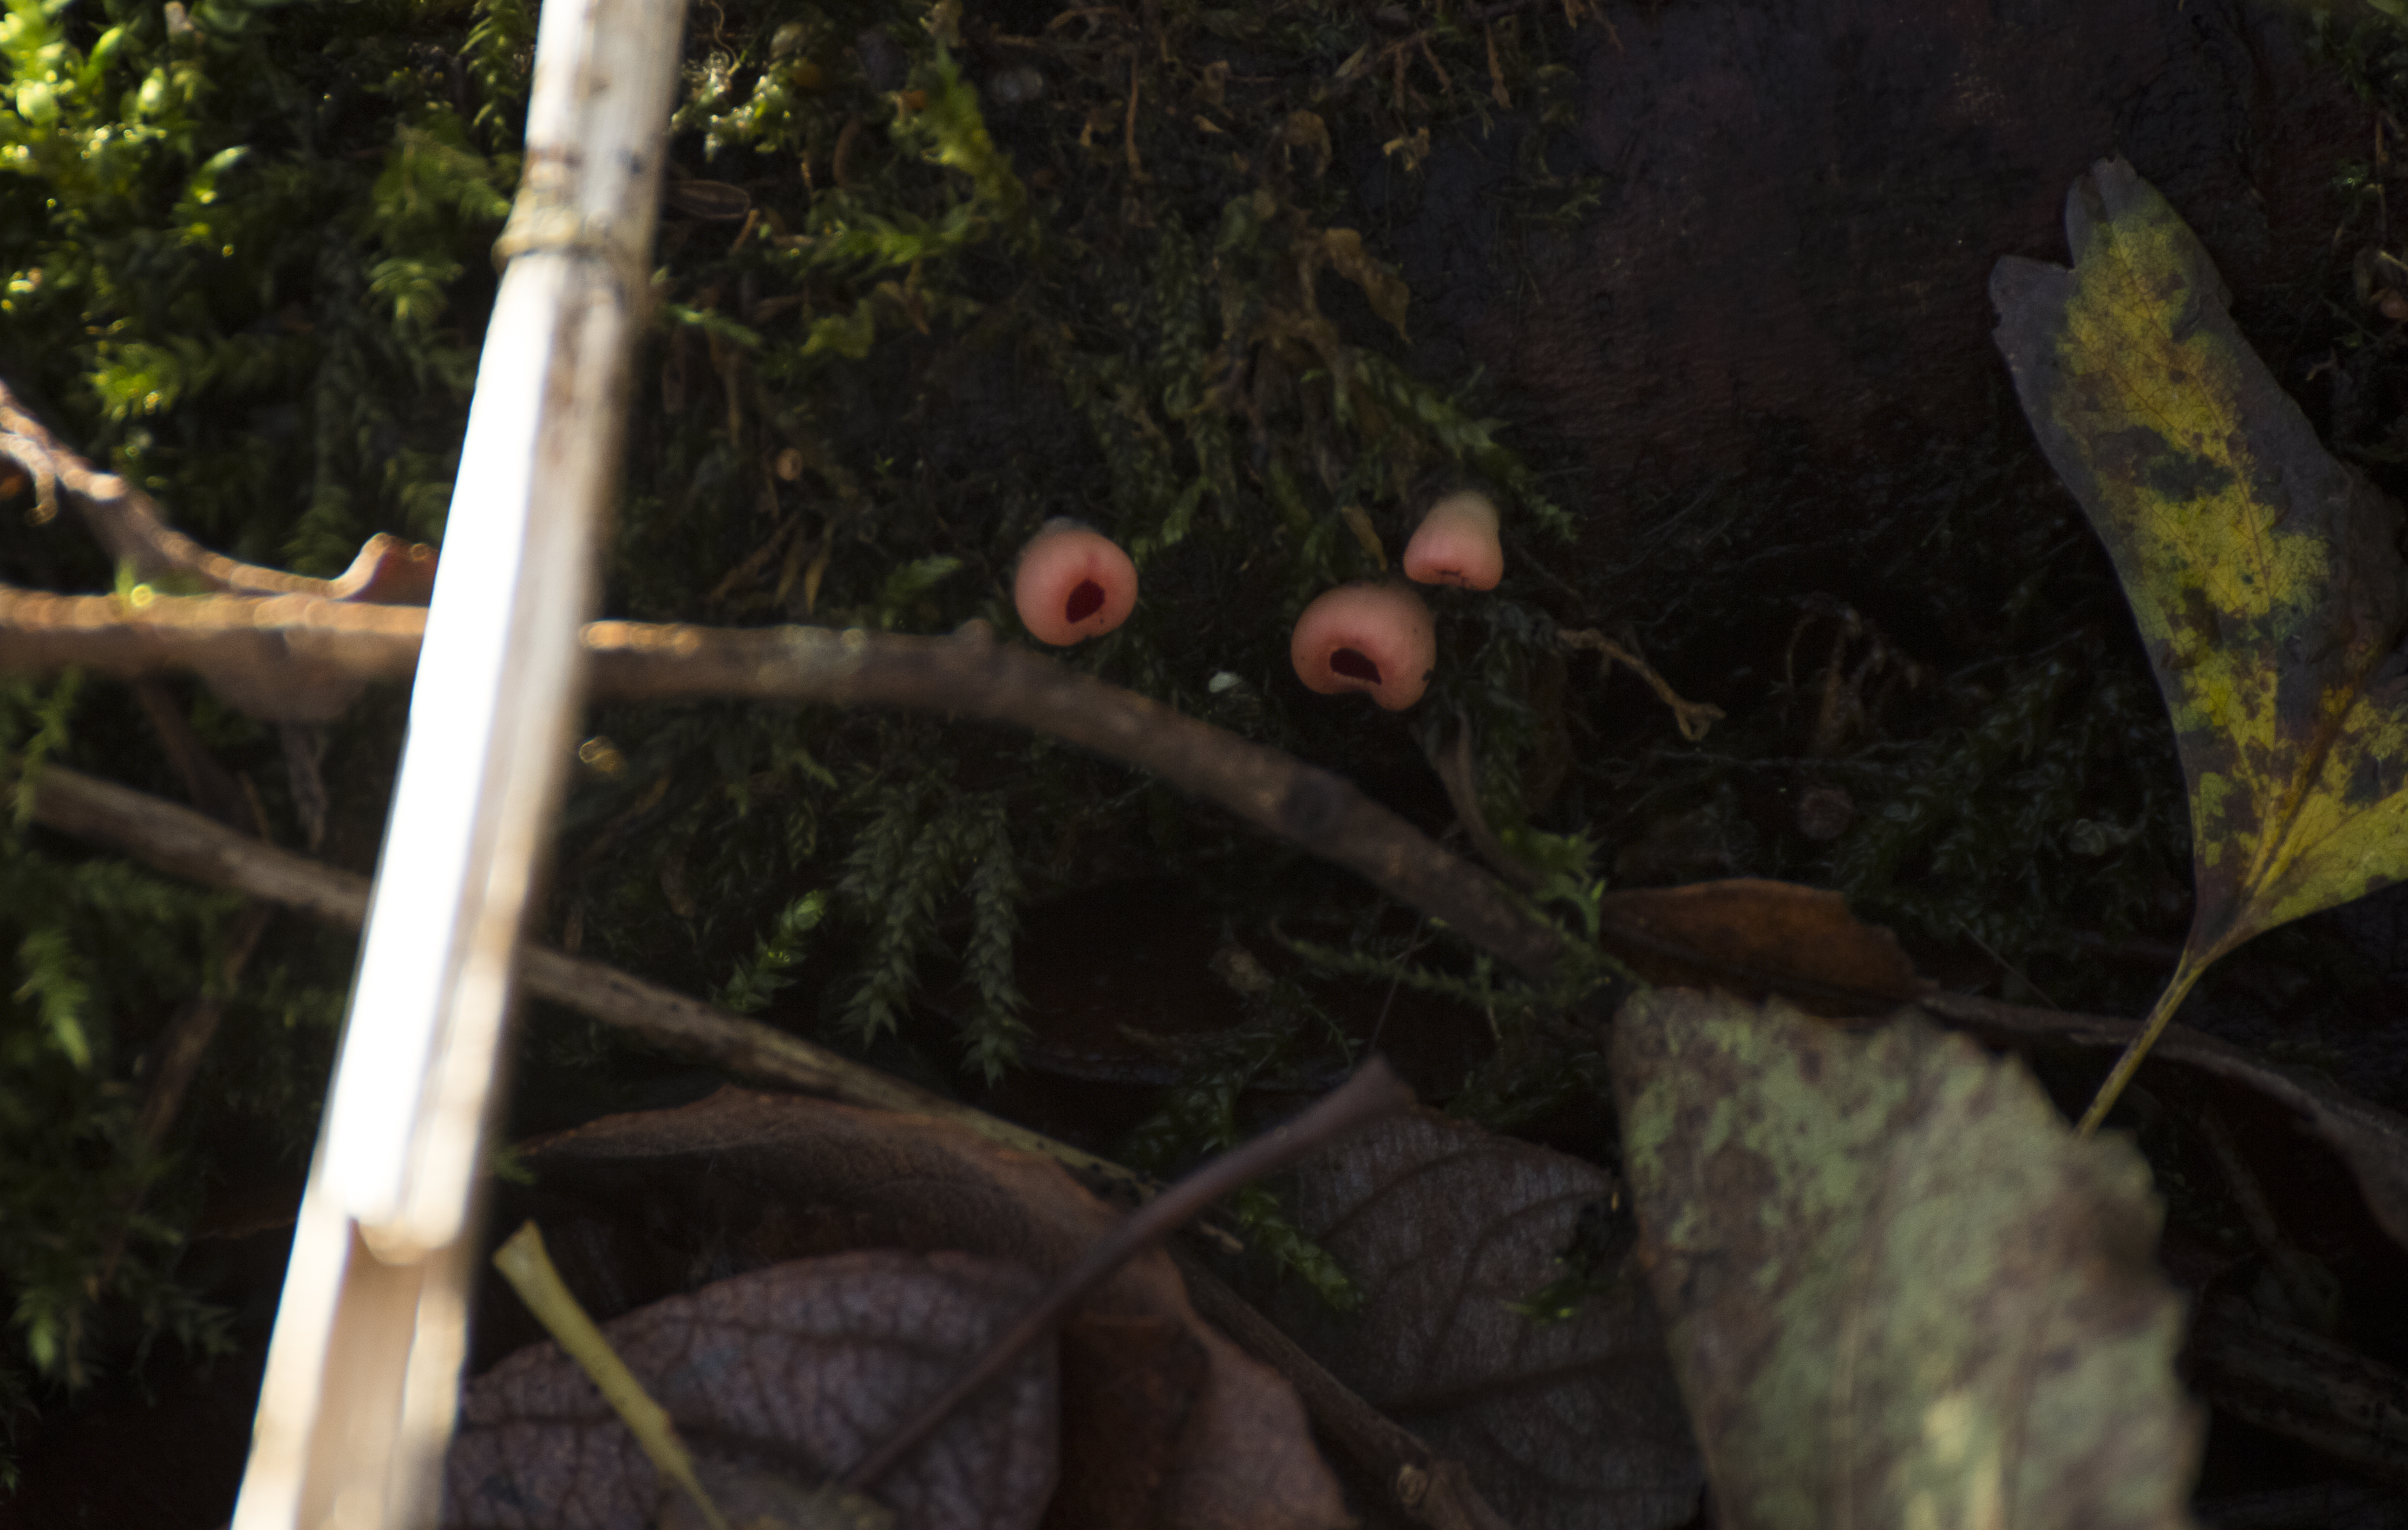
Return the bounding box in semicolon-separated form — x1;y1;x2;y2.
987;65;1044;106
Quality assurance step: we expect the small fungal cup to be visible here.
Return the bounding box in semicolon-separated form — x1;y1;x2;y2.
1401;489;1504;591
1013;519;1138;645
1290;582;1437;710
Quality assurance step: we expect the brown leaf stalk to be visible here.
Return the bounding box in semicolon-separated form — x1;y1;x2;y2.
1166;1245;1515;1530
1918;990;2408;1253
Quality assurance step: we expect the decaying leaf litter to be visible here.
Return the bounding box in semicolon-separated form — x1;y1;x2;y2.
19;0;2408;1523
444;1069;1407;1530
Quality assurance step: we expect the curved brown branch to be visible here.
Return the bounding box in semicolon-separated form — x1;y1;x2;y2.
5;586;1957;1006
1;386;1555;973
0;382;437;603
589;619;1572;982
0;590;1570;979
0;586;420;721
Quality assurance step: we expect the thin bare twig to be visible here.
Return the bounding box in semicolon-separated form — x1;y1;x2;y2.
1558;627;1725;743
132;677;255;829
0;376;1561;973
595;620;1573;983
98;900;275;1290
8;586;1949;1011
0;381;435;602
134;902;275;1150
844;1058;1415;1493
119;674;275;1158
10;762;1156;1202
1429;720;1543;892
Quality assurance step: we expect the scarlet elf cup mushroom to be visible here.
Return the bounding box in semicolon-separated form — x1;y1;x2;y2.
1289;582;1438;711
1400;489;1504;591
1013;519;1138;645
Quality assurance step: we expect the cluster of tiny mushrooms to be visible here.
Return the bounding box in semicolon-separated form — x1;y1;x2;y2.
1012;488;1505;707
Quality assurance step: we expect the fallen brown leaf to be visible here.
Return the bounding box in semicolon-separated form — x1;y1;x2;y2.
445;1249;1054;1530
501;1089;1347;1530
1597;877;1930;1012
1252;1108;1703;1530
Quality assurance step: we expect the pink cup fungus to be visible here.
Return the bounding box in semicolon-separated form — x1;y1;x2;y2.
1401;489;1504;590
1290;582;1436;710
1012;519;1138;645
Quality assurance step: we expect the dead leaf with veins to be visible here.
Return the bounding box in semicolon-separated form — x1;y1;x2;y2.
491;1089;1348;1530
1253;1108;1705;1530
444;1249;1053;1530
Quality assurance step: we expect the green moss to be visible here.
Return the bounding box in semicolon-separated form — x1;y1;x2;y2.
0;0;1606;1457
0;682;240;1461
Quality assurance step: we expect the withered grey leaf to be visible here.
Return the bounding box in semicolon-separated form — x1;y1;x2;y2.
443;1248;1055;1530
1256;1108;1704;1530
510;1088;1347;1530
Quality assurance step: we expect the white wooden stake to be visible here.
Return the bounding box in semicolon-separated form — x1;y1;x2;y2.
232;0;685;1523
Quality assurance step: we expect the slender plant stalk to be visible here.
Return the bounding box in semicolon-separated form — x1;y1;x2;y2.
2075;946;2210;1136
492;1222;735;1530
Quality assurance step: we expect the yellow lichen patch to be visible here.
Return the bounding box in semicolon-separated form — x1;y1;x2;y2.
2187;659;2276;755
2248;704;2408;938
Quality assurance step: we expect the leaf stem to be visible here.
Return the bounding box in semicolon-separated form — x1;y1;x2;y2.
492;1221;734;1530
2074;946;2208;1136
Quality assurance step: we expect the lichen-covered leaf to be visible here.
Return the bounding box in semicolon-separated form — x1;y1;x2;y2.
1991;156;2408;968
1612;990;2199;1530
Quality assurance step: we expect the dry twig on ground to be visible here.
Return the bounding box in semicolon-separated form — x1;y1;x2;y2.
0;586;1571;981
